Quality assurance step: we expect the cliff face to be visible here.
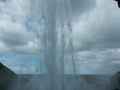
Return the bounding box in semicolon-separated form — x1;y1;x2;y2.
0;63;17;90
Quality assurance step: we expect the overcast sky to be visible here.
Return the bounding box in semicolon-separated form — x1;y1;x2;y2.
0;0;120;74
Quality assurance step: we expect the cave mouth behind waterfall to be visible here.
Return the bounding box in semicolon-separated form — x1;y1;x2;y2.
0;0;120;90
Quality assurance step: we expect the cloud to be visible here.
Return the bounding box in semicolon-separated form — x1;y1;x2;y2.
73;0;120;51
70;0;96;19
0;0;40;55
0;20;33;46
0;0;97;55
0;15;39;54
1;0;120;74
70;0;120;74
0;0;30;17
74;49;120;74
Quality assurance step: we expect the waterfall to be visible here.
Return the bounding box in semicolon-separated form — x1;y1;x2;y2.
10;0;77;90
33;0;76;90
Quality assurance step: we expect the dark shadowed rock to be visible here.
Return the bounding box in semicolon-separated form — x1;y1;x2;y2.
114;0;120;8
111;71;120;90
0;63;17;90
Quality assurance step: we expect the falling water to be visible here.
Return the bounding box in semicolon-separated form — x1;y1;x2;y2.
31;0;76;90
40;0;75;90
8;0;115;90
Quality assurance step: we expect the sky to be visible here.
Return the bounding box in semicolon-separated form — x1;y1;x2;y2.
0;0;120;74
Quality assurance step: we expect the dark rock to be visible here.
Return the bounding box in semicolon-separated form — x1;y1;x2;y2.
0;63;17;90
114;0;120;8
111;71;120;90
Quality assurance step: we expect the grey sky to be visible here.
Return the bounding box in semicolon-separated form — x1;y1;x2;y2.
0;0;120;74
72;0;120;74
